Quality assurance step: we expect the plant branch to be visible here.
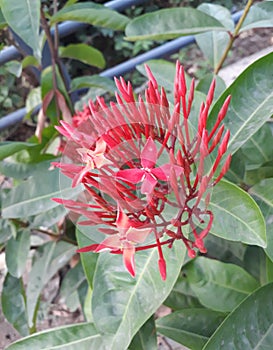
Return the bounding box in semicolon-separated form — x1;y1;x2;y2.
31;227;77;246
40;7;60;119
214;0;254;75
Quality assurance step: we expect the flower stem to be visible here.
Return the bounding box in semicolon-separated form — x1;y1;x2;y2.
214;0;254;75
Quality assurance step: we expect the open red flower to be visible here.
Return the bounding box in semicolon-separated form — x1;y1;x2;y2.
77;206;151;277
54;61;231;280
116;137;183;194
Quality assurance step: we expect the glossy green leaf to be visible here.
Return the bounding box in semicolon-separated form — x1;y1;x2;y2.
243;246;267;285
240;124;273;169
26;241;76;327
26;87;41;113
0;159;54;180
71;75;116;93
76;226;99;288
92;240;185;350
225;150;246;184
0;9;7;29
125;8;226;41
156;308;226;350
6;229;30;278
249;178;273;262
0;0;41;59
164;271;203;310
0;141;37;161
60;261;86;303
5;61;22;77
208;51;273;155
245;160;273;186
195;4;234;70
0;218;16;244
137;59;177;92
196;74;226;101
30;205;67;228
184;257;260;312
209;180;266;247
2;168;82;218
203;283;273;349
6;322;103;350
2;273;29;336
241;1;273;31
204;234;246;266
129;316;157;350
59;44;105;69
51;2;129;30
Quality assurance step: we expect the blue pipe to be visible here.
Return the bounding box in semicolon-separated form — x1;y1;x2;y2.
0;10;243;131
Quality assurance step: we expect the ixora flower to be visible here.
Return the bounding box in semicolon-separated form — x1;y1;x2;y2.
53;61;231;280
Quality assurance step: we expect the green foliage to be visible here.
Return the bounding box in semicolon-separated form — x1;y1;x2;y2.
1;1;273;349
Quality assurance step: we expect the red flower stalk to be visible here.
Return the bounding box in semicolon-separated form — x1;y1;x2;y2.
53;61;231;280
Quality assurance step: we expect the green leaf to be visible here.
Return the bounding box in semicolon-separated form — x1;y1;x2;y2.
6;322;103;350
249;178;273;262
6;229;30;278
240;124;273;169
243;246;267;285
0;159;54;180
26;87;41;113
50;3;129;30
245;160;273;186
195;4;234;70
76;226;99;288
225;150;246;184
209;180;266;247
2;273;29;336
129;316;157;350
208;51;273;155
26;241;76;328
137;59;177;92
2;168;82;218
125;8;226;41
59;44;105;69
156;308;226;350
30;205;67;228
164;271;203;310
0;142;37;161
60;262;86;303
0;0;41;59
92;240;185;350
0;218;16;244
71;75;116;93
241;1;273;31
203;283;273;349
0;8;7;29
196;74;226;101
204;234;246;266
5;61;22;77
184;257;260;312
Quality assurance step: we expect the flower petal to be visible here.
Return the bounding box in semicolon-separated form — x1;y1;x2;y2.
116;206;131;233
141;137;158;169
141;173;157;194
95;235;121;252
94;138;107;154
122;244;136;277
76;244;99;253
116;168;144;183
126;227;152;243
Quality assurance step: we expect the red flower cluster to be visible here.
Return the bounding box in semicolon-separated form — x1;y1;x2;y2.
53;62;231;280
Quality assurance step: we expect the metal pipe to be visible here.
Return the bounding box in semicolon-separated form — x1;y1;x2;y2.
0;10;243;131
